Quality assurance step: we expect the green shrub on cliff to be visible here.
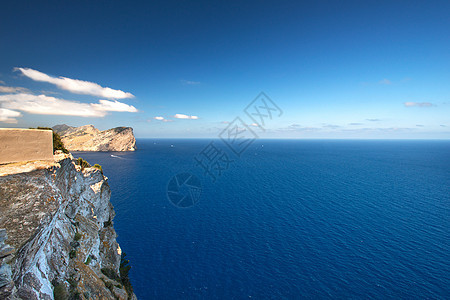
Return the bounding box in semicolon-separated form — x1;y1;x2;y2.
75;157;91;170
120;253;134;297
84;256;92;265
53;281;69;300
101;268;121;282
93;164;103;173
75;158;103;173
101;254;134;298
103;216;112;227
74;232;82;241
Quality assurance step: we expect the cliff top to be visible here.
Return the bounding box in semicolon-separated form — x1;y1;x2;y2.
0;151;70;177
0;155;136;299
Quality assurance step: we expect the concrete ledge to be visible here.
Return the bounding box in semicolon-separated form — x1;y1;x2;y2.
0;128;53;165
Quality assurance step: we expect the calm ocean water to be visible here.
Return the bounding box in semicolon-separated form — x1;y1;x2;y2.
77;139;450;299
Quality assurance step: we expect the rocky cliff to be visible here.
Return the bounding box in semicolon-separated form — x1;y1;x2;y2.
0;154;136;299
53;125;136;152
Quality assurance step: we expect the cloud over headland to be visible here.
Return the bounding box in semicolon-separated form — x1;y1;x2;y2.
15;67;134;99
0;93;137;122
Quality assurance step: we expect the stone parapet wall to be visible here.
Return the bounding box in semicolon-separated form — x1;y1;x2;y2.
0;129;53;164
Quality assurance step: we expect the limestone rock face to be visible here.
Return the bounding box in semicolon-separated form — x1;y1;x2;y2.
53;125;136;152
0;156;136;299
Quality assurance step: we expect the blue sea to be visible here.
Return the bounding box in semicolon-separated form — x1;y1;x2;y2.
77;139;450;299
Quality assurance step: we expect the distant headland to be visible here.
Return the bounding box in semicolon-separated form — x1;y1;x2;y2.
53;124;136;152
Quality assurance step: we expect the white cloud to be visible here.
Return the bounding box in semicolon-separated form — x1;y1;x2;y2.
250;123;259;127
91;99;137;112
379;78;391;85
278;124;321;132
181;80;200;85
174;113;198;119
153;116;173;122
0;80;5;85
0;108;22;123
0;86;30;93
15;67;134;99
322;124;340;129
404;102;432;107
0;93;138;117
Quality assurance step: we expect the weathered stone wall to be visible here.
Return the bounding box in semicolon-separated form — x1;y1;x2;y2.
0;128;53;164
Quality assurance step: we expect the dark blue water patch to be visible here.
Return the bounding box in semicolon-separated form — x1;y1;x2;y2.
76;139;450;299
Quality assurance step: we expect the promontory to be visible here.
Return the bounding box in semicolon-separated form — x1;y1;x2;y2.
53;125;136;152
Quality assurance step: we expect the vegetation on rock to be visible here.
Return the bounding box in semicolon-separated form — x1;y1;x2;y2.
93;163;103;173
84;256;92;265
53;281;69;300
120;253;134;298
75;157;103;173
101;267;121;282
103;217;112;227
74;232;82;241
75;157;91;170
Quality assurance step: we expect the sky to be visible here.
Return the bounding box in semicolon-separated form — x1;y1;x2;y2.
0;0;449;139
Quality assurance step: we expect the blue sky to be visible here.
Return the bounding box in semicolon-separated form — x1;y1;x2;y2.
0;0;449;138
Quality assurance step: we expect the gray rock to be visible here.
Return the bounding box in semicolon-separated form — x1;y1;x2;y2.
0;157;137;299
0;229;6;242
0;245;14;259
0;263;12;288
69;241;80;249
